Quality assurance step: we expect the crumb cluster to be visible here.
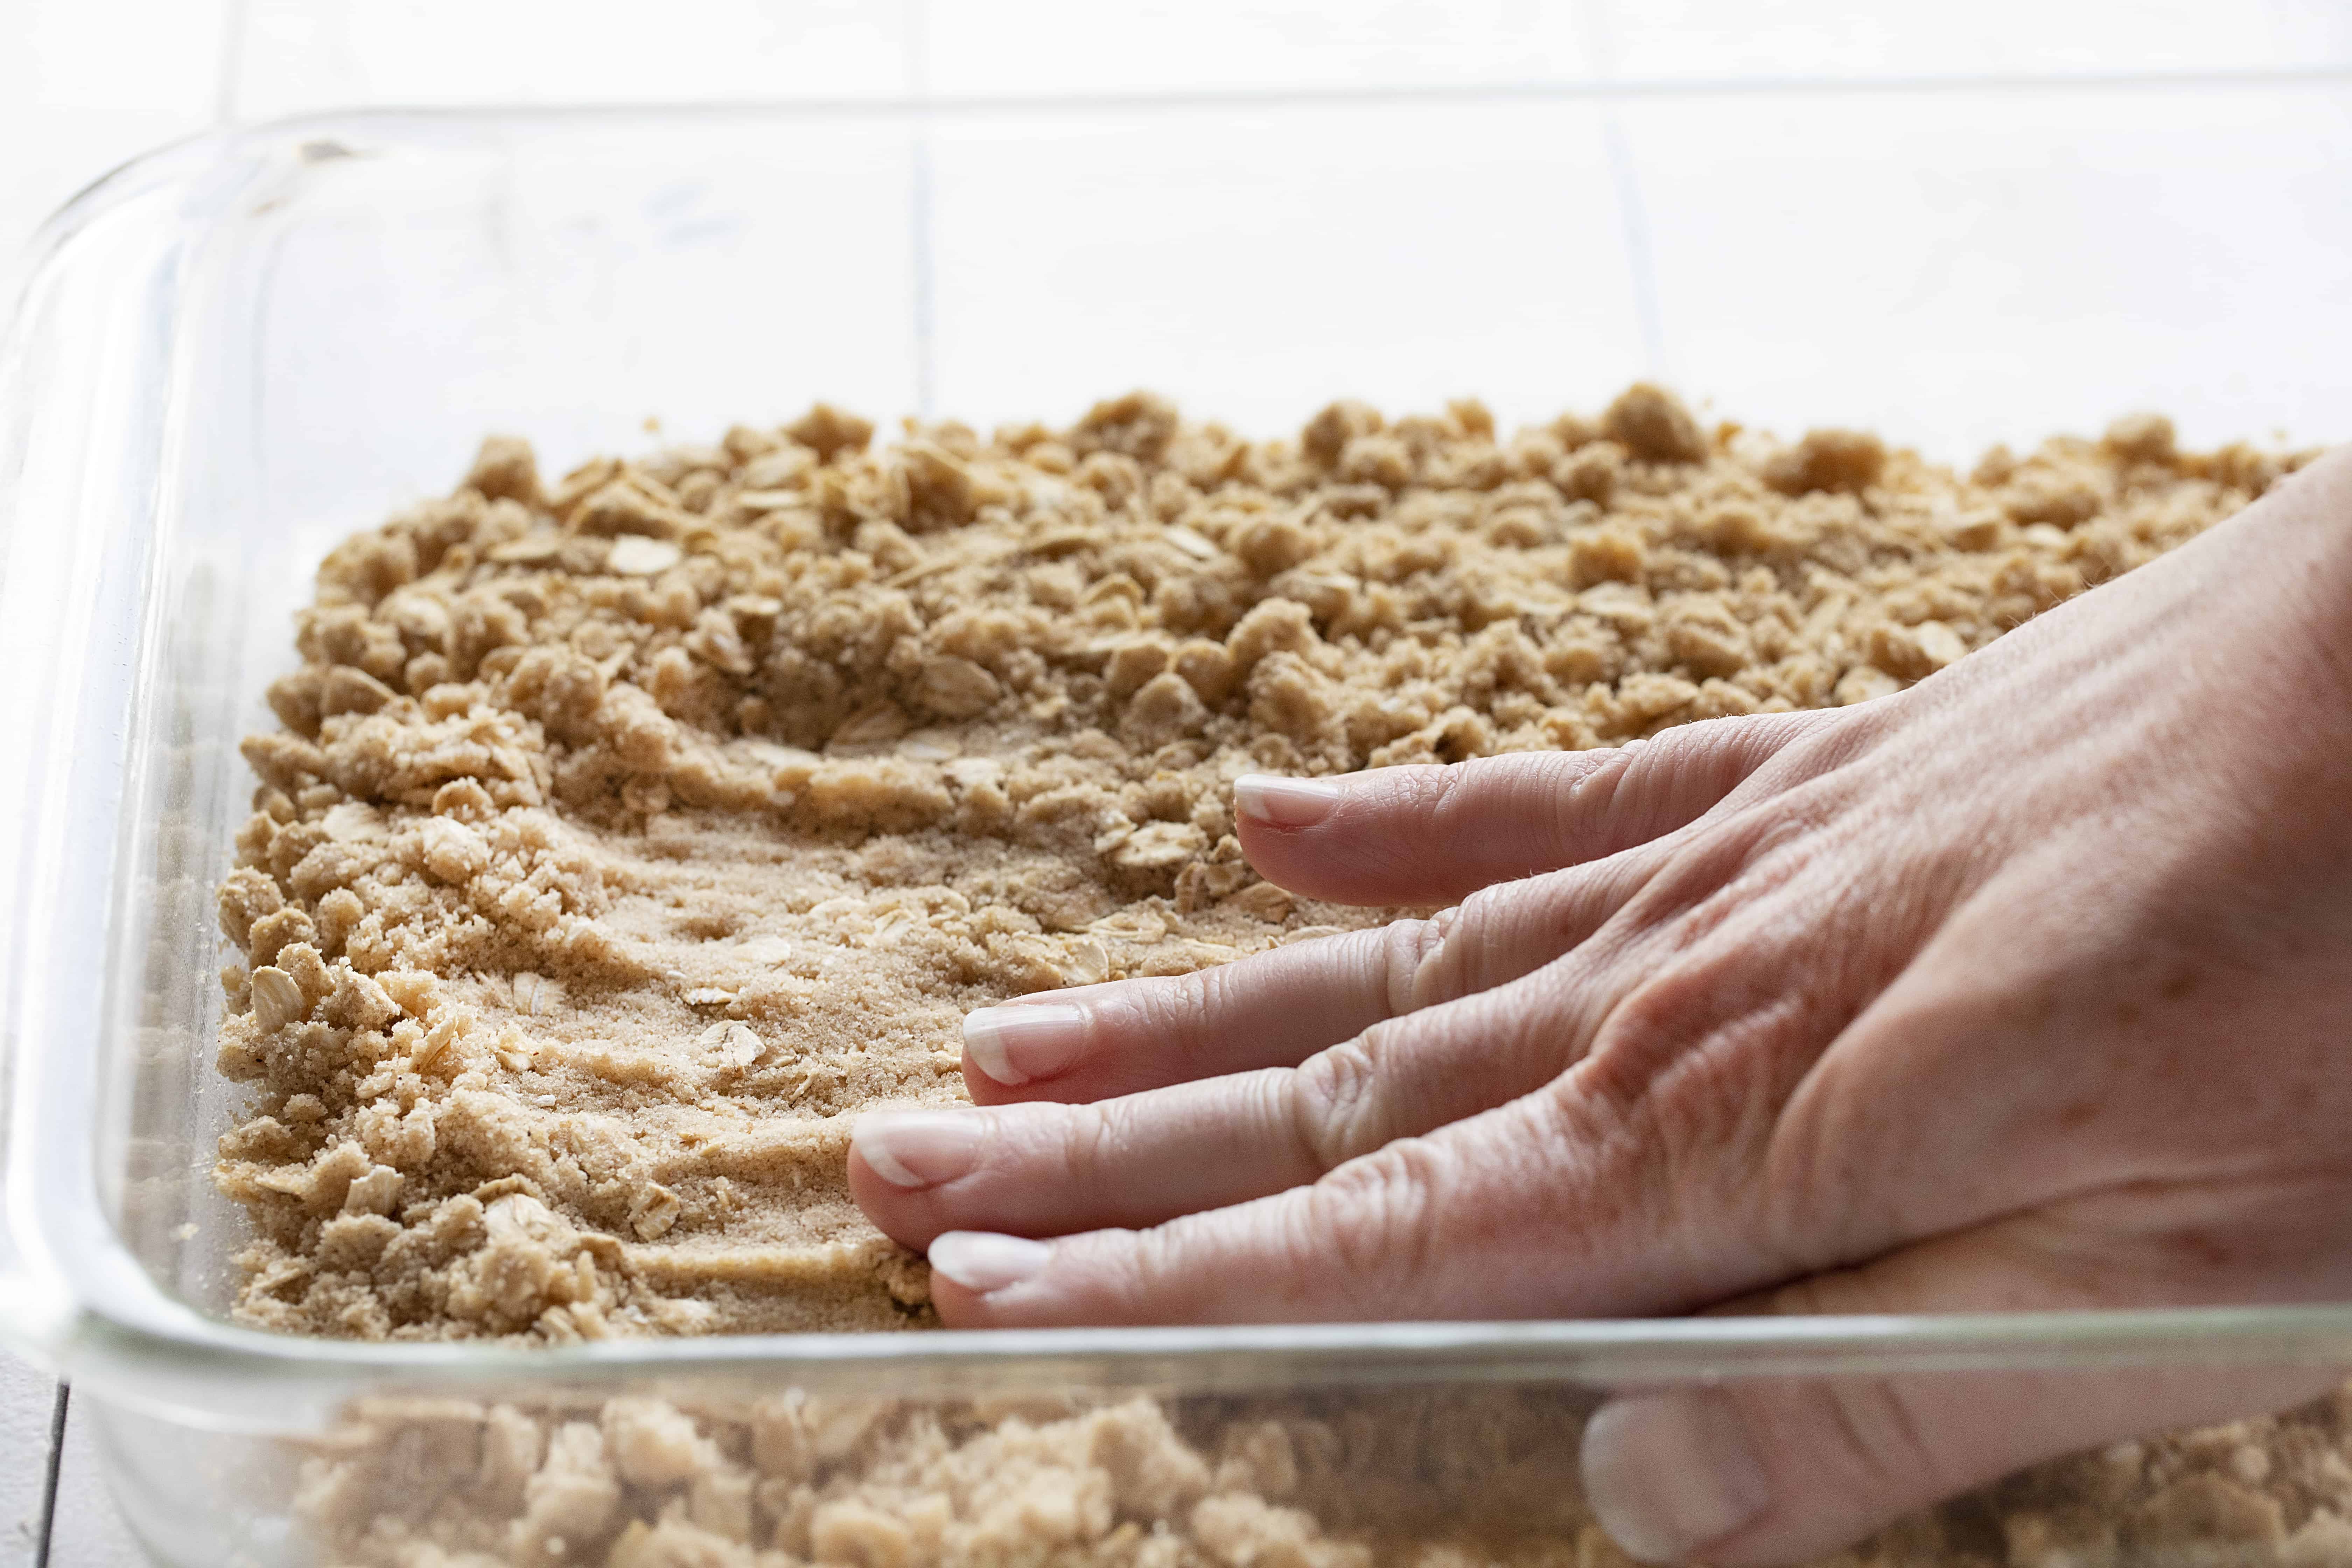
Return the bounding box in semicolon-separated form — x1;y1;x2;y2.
211;386;2290;1341
299;1381;2352;1568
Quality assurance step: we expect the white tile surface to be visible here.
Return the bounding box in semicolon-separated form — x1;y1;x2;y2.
44;1392;146;1568
924;0;1594;97
929;100;1651;434
0;1355;57;1568
231;0;913;121
1616;81;2352;458
0;0;232;299
230;118;923;532
1589;0;2352;80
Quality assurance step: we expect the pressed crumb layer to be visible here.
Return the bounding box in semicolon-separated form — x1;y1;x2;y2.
213;387;2296;1343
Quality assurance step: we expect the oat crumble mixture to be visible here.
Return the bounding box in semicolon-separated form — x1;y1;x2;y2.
302;1384;2352;1568
211;385;2324;1565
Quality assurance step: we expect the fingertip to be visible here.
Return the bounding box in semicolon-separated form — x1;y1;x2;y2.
848;1111;993;1250
852;1123;923;1192
963;1002;1089;1093
924;1230;1056;1326
960;1061;1024;1105
845;1146;929;1249
932;1217;1189;1327
1233;773;1343;829
1582;1390;1772;1566
1233;782;1423;904
853;1109;983;1190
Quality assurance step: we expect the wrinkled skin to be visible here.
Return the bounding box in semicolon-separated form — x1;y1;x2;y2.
851;448;2352;1564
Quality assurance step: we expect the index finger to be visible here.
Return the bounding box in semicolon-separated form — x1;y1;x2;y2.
961;921;1439;1103
1236;710;1832;907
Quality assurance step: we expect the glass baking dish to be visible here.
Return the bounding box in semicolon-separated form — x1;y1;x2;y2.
5;79;2352;1565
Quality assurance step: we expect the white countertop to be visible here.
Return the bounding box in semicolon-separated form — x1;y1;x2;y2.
5;0;2350;1562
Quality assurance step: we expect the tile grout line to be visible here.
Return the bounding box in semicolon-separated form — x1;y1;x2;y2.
1598;115;1667;383
1574;0;1670;384
34;1383;66;1568
212;0;251;128
906;0;938;422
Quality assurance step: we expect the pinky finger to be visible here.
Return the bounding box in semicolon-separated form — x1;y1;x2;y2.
1580;1224;2342;1566
1583;1365;2332;1567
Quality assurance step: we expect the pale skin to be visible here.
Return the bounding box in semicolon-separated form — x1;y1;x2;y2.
850;447;2352;1565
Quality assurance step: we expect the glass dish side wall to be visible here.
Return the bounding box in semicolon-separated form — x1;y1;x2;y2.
0;134;272;1348
82;1364;2352;1568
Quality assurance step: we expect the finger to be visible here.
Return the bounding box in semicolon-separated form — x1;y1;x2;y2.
864;965;1601;1248
919;1083;1731;1328
965;830;1678;1105
1579;1226;2340;1566
853;1072;1318;1249
1234;708;1834;906
958;920;1442;1104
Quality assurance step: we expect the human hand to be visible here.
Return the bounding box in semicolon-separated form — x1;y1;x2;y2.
850;448;2352;1562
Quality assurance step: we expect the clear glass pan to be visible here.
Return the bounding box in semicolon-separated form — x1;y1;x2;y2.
3;83;2351;1564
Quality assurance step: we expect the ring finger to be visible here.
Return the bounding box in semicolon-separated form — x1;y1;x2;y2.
858;944;1642;1249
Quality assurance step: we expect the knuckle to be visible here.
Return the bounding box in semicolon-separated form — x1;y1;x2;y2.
1583;960;1792;1137
1447;751;1595;860
1309;1141;1447;1308
1807;1376;1946;1494
1125;960;1253;1066
1380;914;1452;1014
1101;1222;1180;1313
1064;1098;1145;1187
1383;872;1588;1013
1184;961;1250;1022
1422;880;1538;998
1456;880;1521;933
1291;1035;1390;1170
1560;743;1643;836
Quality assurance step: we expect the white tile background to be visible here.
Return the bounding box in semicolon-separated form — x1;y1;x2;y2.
3;1;2349;1561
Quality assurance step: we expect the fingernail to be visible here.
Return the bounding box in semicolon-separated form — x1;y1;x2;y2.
854;1111;985;1190
963;1002;1088;1087
1233;774;1341;828
927;1231;1050;1294
1582;1391;1772;1565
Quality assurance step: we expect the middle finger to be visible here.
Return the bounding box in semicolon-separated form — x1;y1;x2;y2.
963;838;1666;1104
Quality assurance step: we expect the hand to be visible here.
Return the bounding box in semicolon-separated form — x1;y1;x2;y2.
850;449;2352;1563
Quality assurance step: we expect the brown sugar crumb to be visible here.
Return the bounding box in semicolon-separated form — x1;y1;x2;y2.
210;387;2301;1343
1764;427;1889;495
